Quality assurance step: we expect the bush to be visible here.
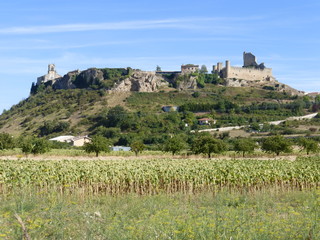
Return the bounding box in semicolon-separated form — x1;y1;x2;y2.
192;92;200;98
0;133;14;150
22;137;51;155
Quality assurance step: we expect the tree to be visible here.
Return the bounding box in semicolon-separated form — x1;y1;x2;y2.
84;135;110;157
199;65;208;74
261;135;292;156
156;65;162;71
192;135;227;158
0;133;14;150
233;138;256;157
163;136;186;156
21;141;33;156
130;140;145;156
31;138;51;154
298;137;319;155
21;137;51;155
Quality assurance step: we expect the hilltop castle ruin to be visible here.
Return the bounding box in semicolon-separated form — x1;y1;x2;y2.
212;52;274;82
35;52;277;92
37;64;62;85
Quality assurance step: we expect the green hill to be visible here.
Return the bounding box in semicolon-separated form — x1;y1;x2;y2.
0;76;316;148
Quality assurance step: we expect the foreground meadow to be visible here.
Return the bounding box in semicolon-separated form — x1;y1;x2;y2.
0;156;319;239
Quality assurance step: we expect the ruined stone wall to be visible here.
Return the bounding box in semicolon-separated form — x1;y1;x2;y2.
224;66;273;81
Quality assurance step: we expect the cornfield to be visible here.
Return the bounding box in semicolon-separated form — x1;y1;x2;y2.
0;157;319;194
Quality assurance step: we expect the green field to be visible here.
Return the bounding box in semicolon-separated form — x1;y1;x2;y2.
1;188;319;239
1;157;319;194
0;156;319;239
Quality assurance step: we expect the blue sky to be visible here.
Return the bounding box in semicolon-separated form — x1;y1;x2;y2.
1;0;320;112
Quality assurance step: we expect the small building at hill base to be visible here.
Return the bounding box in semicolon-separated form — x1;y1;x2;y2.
49;135;91;147
110;146;131;151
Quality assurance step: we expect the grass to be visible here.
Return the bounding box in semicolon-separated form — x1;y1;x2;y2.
0;148;175;158
0;188;319;239
0;147;313;159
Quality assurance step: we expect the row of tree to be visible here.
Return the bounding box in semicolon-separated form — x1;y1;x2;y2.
83;134;319;157
1;132;319;157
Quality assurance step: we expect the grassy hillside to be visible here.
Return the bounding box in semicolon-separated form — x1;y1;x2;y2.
0;83;317;147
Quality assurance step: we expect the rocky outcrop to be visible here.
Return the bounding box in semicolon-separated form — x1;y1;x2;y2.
72;68;104;89
53;71;78;89
177;76;197;90
111;71;167;92
51;68;105;90
225;78;304;96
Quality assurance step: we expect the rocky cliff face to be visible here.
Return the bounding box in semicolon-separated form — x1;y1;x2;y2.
52;71;78;89
111;71;167;92
73;68;104;88
225;78;304;96
176;76;197;90
44;69;169;92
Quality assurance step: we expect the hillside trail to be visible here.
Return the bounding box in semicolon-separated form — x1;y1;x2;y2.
106;92;131;108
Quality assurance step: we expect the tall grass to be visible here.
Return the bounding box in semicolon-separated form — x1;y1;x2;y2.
0;188;319;239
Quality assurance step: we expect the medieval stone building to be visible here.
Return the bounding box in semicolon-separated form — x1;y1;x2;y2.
212;52;274;82
181;64;199;75
37;64;62;85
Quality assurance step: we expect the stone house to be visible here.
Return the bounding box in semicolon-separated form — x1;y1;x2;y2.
49;135;91;147
71;136;91;147
181;64;199;75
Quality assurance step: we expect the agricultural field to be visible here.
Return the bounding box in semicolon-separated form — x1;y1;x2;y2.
0;156;319;239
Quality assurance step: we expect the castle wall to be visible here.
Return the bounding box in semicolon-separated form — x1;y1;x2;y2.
225;66;273;81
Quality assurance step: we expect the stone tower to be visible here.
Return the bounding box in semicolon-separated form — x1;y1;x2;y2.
37;64;62;85
48;64;56;73
243;52;258;67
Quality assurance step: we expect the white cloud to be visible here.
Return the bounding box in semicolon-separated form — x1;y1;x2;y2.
0;17;262;35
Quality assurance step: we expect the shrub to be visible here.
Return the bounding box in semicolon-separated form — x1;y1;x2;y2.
0;133;14;150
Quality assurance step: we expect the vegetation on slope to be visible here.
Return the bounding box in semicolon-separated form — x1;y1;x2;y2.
0;73;319;149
